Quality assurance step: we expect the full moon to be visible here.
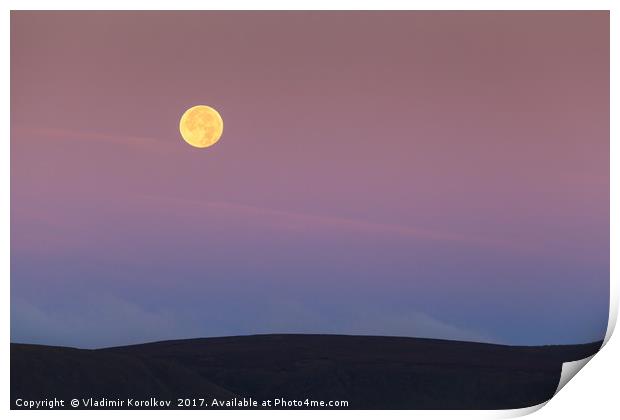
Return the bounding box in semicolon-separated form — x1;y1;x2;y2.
179;105;224;148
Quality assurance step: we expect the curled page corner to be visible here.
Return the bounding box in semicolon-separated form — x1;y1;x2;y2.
496;401;548;418
502;354;598;418
554;355;595;396
603;304;617;346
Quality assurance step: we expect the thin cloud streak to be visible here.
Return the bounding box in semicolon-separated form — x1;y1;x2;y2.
12;125;173;149
140;195;504;246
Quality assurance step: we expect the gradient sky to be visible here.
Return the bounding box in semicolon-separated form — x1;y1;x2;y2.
11;11;609;348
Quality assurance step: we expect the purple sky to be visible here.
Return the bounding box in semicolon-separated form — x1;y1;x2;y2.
11;11;609;348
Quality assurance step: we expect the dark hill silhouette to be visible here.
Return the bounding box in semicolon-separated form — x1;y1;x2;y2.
11;334;602;409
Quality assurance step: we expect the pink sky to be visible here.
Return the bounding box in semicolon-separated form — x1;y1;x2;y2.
11;11;609;347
